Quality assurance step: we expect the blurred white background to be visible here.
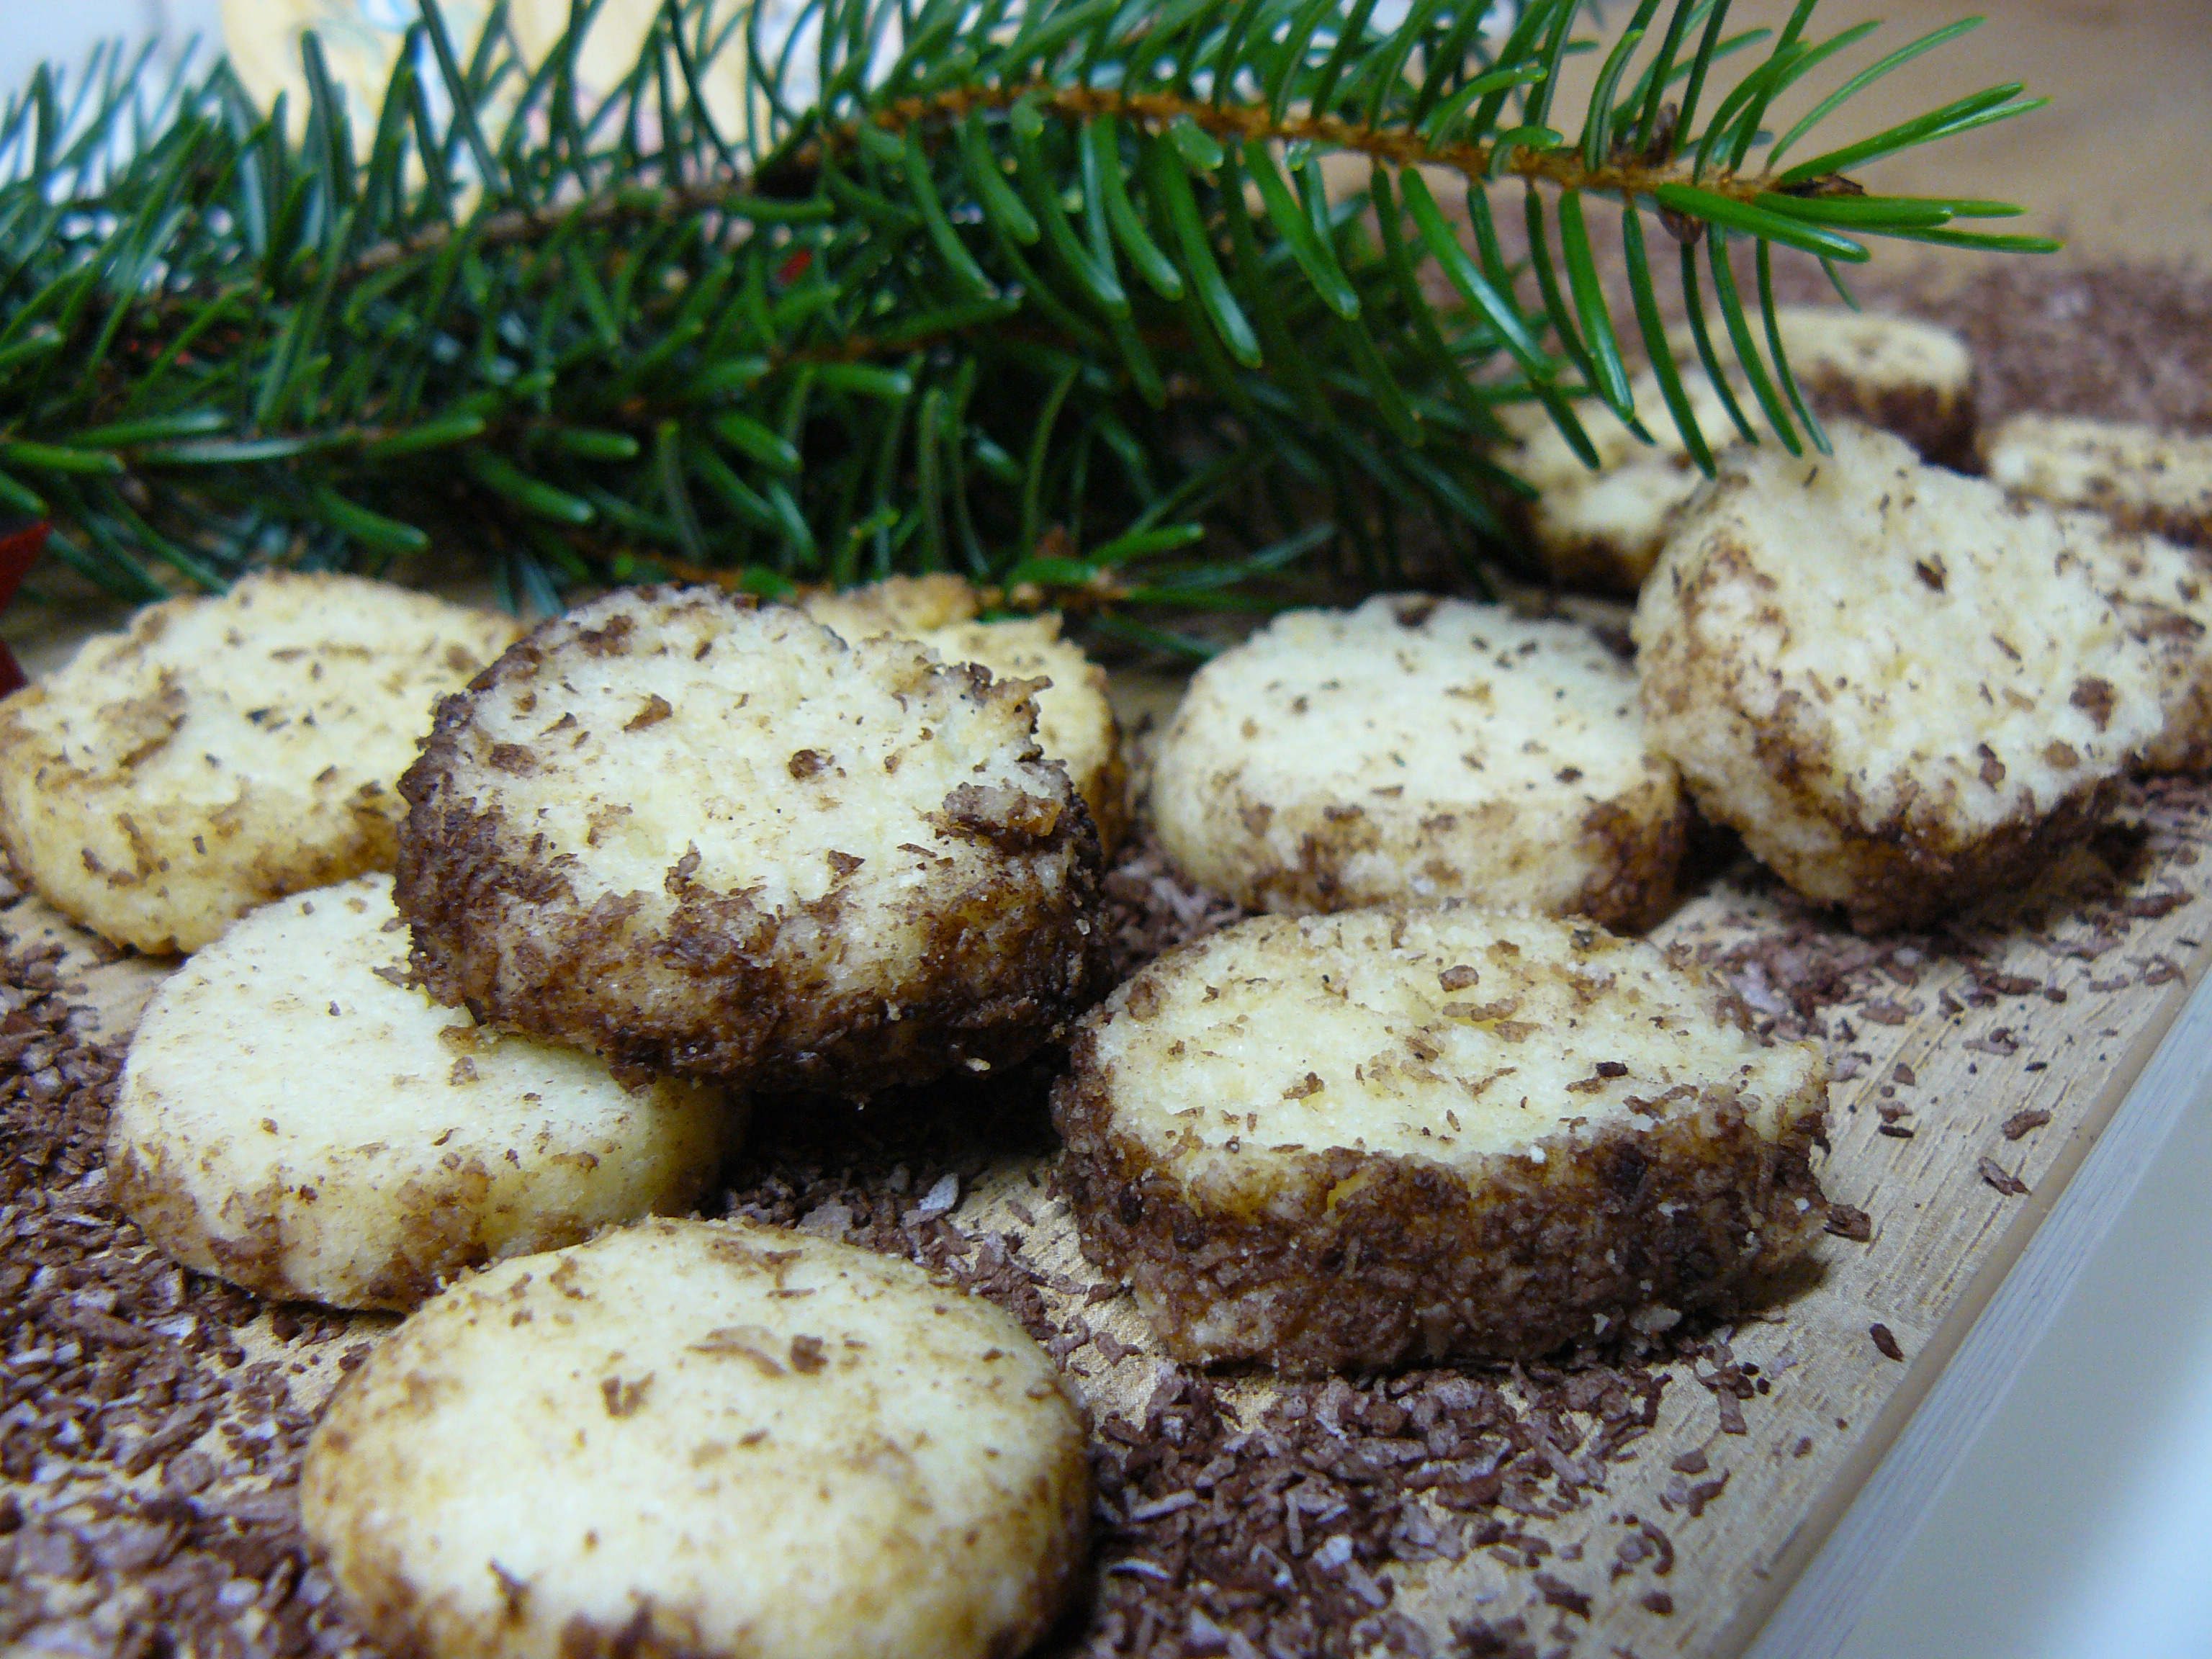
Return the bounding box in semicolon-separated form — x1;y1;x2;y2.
0;1;222;92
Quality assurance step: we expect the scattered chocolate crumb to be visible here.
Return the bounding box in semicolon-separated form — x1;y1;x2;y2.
1534;1573;1593;1618
1451;1614;1542;1658
1869;1325;1905;1363
1641;1591;1675;1617
1682;1473;1730;1519
1099;834;1247;984
1899;260;2212;436
2126;892;2190;920
1825;1205;1874;1243
2001;1110;2053;1141
0;933;351;1656
1978;1158;2031;1197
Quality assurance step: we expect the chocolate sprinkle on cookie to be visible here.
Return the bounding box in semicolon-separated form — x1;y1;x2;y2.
396;586;1105;1095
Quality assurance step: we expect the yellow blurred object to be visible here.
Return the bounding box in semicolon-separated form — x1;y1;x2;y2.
219;0;796;151
220;0;493;136
506;0;778;149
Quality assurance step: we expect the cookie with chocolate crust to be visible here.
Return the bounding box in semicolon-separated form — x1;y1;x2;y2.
301;1218;1090;1659
1766;305;1977;464
0;571;518;953
800;575;1129;852
395;586;1105;1095
2074;520;2212;773
1052;907;1829;1377
109;875;730;1312
1503;308;1975;593
1983;413;2212;554
1635;423;2168;933
1150;594;1687;927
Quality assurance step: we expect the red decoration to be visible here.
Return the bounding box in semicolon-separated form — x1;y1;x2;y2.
0;520;52;697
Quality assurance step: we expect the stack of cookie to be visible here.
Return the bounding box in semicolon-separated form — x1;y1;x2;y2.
0;570;1121;1658
0;570;1125;1308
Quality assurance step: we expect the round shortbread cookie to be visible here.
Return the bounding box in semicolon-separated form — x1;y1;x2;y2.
1761;306;1976;464
2076;521;2212;773
1503;308;1974;593
801;575;1129;851
1053;908;1829;1375
396;586;1105;1095
300;1219;1090;1659
108;876;729;1311
1150;595;1686;926
1501;369;1740;595
1635;423;2167;932
1982;413;2212;553
0;572;520;953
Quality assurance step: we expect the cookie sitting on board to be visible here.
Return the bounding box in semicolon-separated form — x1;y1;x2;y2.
1635;423;2169;933
0;571;519;953
1150;594;1686;927
1982;413;2212;553
301;1219;1090;1659
1053;907;1829;1377
396;586;1105;1096
108;874;730;1310
2077;521;2212;773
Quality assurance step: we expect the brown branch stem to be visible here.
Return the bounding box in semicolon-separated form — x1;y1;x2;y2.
332;83;1772;282
872;81;1757;202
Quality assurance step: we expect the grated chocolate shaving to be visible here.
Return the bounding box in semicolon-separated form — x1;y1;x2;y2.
0;935;361;1658
1825;1205;1874;1243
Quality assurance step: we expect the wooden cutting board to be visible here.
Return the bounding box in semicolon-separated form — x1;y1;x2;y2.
5;752;2208;1658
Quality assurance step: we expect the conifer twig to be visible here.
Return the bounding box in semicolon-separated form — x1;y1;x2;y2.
0;0;2056;641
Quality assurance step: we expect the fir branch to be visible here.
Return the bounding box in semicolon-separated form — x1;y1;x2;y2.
0;0;2057;632
707;82;1830;202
